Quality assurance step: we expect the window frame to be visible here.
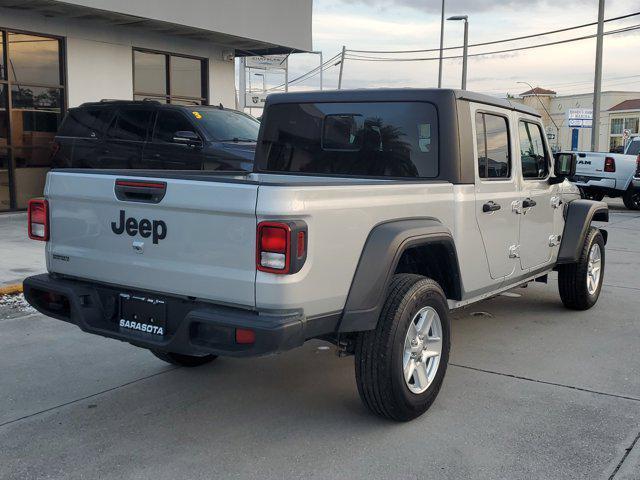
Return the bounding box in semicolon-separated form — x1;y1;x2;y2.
474;110;512;182
0;26;67;211
132;47;208;106
518;119;551;181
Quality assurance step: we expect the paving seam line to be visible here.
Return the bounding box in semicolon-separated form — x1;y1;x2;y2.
608;428;640;480
0;284;23;297
0;366;179;429
450;364;640;403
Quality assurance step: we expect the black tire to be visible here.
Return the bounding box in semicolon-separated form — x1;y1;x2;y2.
354;274;450;422
150;350;217;367
558;227;605;310
580;188;605;201
623;187;640;210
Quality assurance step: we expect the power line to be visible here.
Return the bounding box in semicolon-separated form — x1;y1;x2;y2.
347;11;640;54
267;52;341;91
343;24;640;62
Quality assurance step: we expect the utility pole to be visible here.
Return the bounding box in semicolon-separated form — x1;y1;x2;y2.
591;0;605;152
461;17;468;90
284;56;289;93
337;45;346;90
238;57;246;111
319;51;324;91
438;0;445;88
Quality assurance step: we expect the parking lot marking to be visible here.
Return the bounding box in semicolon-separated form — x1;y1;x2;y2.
450;363;640;403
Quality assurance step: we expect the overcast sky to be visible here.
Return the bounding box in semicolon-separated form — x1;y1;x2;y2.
268;0;640;97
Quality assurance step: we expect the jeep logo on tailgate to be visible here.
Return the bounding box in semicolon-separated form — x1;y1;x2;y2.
111;210;167;244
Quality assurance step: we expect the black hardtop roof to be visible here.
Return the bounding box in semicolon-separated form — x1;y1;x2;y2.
265;88;540;117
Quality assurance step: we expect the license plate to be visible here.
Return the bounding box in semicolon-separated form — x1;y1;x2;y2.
119;294;167;337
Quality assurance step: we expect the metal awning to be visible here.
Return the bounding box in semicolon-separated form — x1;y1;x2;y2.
0;0;304;56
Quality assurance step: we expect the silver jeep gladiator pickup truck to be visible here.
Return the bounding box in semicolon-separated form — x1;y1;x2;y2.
24;89;609;421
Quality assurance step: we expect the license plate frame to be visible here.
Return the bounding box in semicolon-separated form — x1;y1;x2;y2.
119;294;167;337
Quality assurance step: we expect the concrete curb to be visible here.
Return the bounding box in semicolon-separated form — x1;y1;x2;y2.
0;284;23;297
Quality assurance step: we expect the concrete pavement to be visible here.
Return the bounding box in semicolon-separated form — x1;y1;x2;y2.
0;213;45;288
0;205;639;479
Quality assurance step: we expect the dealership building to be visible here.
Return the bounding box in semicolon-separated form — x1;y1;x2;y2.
0;0;312;211
517;87;640;153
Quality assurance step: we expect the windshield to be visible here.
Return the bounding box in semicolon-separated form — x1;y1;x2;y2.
192;108;260;142
626;139;640;156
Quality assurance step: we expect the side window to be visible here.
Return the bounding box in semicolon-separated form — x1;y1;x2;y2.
475;112;510;179
519;121;549;179
153;110;199;143
59;108;110;138
107;109;153;141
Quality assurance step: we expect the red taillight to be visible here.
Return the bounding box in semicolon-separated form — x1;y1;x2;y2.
604;157;616;172
235;328;256;345
256;221;307;274
260;226;287;253
28;199;49;241
257;222;291;273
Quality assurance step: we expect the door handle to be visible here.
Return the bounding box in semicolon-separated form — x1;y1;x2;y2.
152;153;161;159
522;198;537;208
483;201;501;213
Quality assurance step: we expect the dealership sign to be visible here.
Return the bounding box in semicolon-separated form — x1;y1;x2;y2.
567;108;593;128
245;92;268;106
245;55;288;70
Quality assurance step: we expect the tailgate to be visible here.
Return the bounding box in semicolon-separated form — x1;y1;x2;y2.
574;152;607;176
45;172;258;307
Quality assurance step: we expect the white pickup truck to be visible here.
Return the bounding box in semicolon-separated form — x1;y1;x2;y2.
570;136;640;209
23;89;608;421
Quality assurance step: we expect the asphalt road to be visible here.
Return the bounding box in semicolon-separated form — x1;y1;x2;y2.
1;204;639;480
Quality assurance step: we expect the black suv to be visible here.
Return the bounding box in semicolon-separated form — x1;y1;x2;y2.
51;100;260;171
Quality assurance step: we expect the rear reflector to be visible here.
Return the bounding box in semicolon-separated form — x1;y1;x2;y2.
28;198;49;241
604;157;616;172
235;328;256;344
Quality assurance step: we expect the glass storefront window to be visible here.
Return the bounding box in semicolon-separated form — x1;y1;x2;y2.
0;85;9;210
133;50;167;96
624;118;639;134
133;49;206;105
171;56;202;98
610;118;624;135
0;30;64;211
8;33;60;86
0;32;5;80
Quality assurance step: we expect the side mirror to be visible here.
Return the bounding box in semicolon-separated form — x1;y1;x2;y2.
550;152;576;184
173;131;202;147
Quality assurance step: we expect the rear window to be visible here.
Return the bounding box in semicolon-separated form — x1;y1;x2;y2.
260;102;438;178
58;108;111;138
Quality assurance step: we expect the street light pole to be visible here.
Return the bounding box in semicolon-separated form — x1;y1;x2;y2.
437;0;445;88
591;0;605;152
447;15;469;90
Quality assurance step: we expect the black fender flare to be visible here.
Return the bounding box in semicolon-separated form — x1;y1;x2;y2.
557;199;609;264
337;218;462;333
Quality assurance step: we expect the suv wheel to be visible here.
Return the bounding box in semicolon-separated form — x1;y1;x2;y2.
354;274;450;421
623;187;640;210
558;227;605;310
150;350;217;367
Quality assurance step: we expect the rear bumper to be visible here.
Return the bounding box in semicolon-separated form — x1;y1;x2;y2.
23;274;335;357
571;176;617;190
